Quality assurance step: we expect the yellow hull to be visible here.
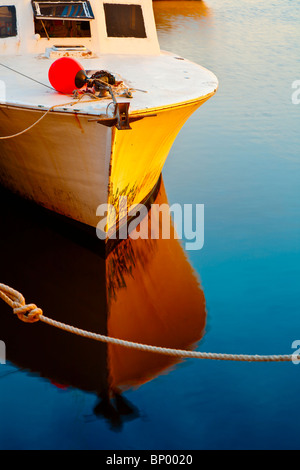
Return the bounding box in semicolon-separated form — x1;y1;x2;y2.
107;95;212;234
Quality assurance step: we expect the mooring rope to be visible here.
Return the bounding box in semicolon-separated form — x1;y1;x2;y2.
0;283;297;363
0;107;54;140
0;74;133;140
0;94;105;140
0;62;55;91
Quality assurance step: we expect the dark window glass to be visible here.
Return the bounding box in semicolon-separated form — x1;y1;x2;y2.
104;4;146;38
0;6;17;38
34;19;91;38
32;1;94;20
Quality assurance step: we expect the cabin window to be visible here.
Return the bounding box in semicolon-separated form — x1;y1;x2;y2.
32;1;93;38
0;6;17;38
32;1;94;20
104;4;146;38
34;19;91;38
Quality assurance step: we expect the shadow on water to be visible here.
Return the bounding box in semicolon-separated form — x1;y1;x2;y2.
0;178;207;431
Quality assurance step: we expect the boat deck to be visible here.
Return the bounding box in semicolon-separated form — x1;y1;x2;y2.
0;51;218;116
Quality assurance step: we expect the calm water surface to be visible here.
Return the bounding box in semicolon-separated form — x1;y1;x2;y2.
0;0;300;450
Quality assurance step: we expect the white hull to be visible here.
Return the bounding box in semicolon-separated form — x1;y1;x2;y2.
0;105;111;228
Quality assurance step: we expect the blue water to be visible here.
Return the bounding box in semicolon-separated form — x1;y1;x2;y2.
1;0;300;450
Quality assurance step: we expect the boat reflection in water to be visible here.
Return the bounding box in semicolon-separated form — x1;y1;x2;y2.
0;178;206;430
153;1;212;30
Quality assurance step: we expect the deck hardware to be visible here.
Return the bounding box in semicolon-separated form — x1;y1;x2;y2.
88;113;157;128
75;69;146;130
72;68;151;129
115;102;131;130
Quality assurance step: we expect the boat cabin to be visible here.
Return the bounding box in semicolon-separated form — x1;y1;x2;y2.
0;0;160;56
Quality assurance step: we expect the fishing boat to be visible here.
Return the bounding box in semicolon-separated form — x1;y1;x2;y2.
0;0;218;237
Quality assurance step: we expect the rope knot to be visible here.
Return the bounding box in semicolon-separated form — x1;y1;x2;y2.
13;303;43;323
0;284;42;323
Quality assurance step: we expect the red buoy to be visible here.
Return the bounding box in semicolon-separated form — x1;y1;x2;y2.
48;57;85;94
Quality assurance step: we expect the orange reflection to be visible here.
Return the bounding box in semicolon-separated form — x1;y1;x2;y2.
106;179;206;392
153;1;212;30
0;178;206;427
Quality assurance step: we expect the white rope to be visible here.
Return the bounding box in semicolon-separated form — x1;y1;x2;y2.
0;94;104;140
0;78;134;140
0;283;298;363
0;62;54;91
39;315;295;362
0;108;52;140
